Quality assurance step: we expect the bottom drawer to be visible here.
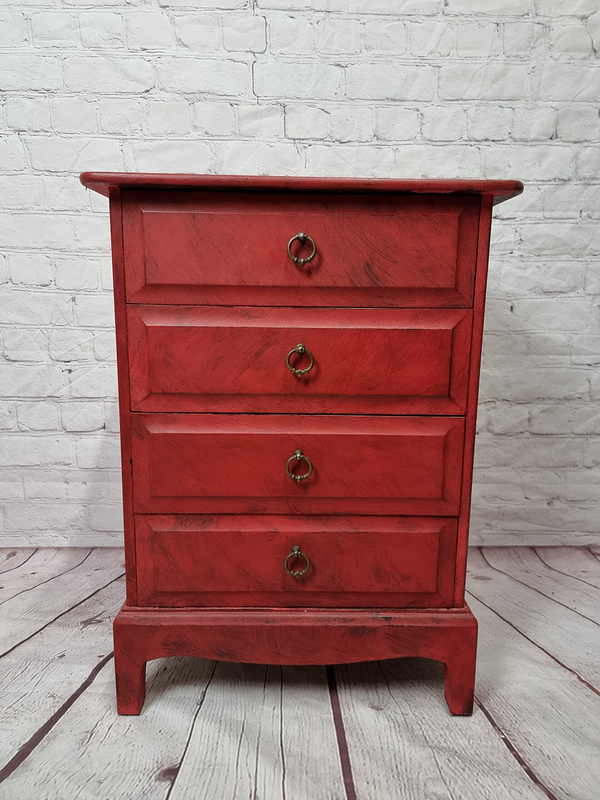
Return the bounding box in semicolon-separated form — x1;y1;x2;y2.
135;515;457;608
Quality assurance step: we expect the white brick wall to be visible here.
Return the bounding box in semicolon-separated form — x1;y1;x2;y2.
0;2;599;546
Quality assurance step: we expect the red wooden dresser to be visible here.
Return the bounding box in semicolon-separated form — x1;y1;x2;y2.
80;173;522;715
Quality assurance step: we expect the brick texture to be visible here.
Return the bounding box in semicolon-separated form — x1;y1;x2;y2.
0;3;598;546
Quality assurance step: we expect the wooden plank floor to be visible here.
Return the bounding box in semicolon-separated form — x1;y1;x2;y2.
0;547;599;800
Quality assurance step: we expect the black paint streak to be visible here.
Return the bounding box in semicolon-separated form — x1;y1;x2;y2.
326;666;357;800
0;652;114;784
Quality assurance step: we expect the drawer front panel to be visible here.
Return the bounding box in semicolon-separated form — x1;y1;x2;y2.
135;515;458;608
131;414;464;515
123;191;479;307
127;306;472;414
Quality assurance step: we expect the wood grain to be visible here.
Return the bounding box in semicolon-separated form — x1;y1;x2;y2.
0;548;89;604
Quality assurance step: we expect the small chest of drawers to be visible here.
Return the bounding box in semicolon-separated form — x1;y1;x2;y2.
81;173;522;716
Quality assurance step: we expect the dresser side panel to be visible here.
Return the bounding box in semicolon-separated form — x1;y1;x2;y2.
454;194;493;605
109;189;137;605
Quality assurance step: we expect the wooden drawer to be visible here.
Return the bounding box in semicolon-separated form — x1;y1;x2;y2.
130;414;464;516
122;191;479;307
127;306;472;415
135;514;458;608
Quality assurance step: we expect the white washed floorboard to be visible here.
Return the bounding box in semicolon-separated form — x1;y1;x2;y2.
484;547;600;624
168;662;346;800
0;577;124;767
0;658;216;800
0;549;36;575
0;548;124;654
336;658;547;800
534;546;600;589
467;548;600;688
469;593;600;800
0;548;90;603
0;548;599;800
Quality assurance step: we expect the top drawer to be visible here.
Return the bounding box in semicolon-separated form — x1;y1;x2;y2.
122;191;480;307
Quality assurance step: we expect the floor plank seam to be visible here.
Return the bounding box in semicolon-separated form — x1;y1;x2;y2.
587;547;600;562
0;550;37;576
0;572;126;660
163;660;218;800
0;652;114;785
467;589;600;697
479;548;600;627
326;665;357;800
0;549;93;608
278;666;287;800
532;548;600;592
474;698;560;800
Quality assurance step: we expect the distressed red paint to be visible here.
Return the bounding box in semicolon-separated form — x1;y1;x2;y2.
81;173;522;716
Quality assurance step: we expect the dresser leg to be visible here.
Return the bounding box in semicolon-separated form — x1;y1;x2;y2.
442;637;477;716
114;618;147;715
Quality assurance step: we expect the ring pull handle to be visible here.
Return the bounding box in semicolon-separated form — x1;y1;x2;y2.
285;449;313;482
284;545;311;578
286;343;314;376
287;232;317;266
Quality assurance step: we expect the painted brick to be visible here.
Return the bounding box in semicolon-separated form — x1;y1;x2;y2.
409;21;453;57
375;107;420;141
125;140;212;172
556;106;600;141
31;13;78;48
99;99;144;134
269;17;314;55
157;57;249;95
79;13;124;48
422;107;466;141
255;61;344;100
146;99;191;135
439;64;528;100
126;13;172;50
467;107;512;141
5;98;51;132
285;104;329;139
347;64;435;101
52;98;98;134
0;13;28;47
238;105;283;137
317;19;361;54
330;107;373;143
64;57;154;93
174;14;220;50
193;101;236;136
363;21;407;53
0;56;61;91
531;64;600;101
503;22;546;58
456;22;500;56
8;254;52;286
61;402;104;432
223;16;267;52
16;402;61;432
348;0;439;13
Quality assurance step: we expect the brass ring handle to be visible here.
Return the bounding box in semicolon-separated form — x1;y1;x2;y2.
285;449;313;482
286;343;314;376
284;545;311;578
287;232;317;266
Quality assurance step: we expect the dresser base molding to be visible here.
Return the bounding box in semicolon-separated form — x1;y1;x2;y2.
113;604;477;716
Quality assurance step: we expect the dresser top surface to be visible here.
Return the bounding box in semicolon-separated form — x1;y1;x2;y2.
80;172;523;204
